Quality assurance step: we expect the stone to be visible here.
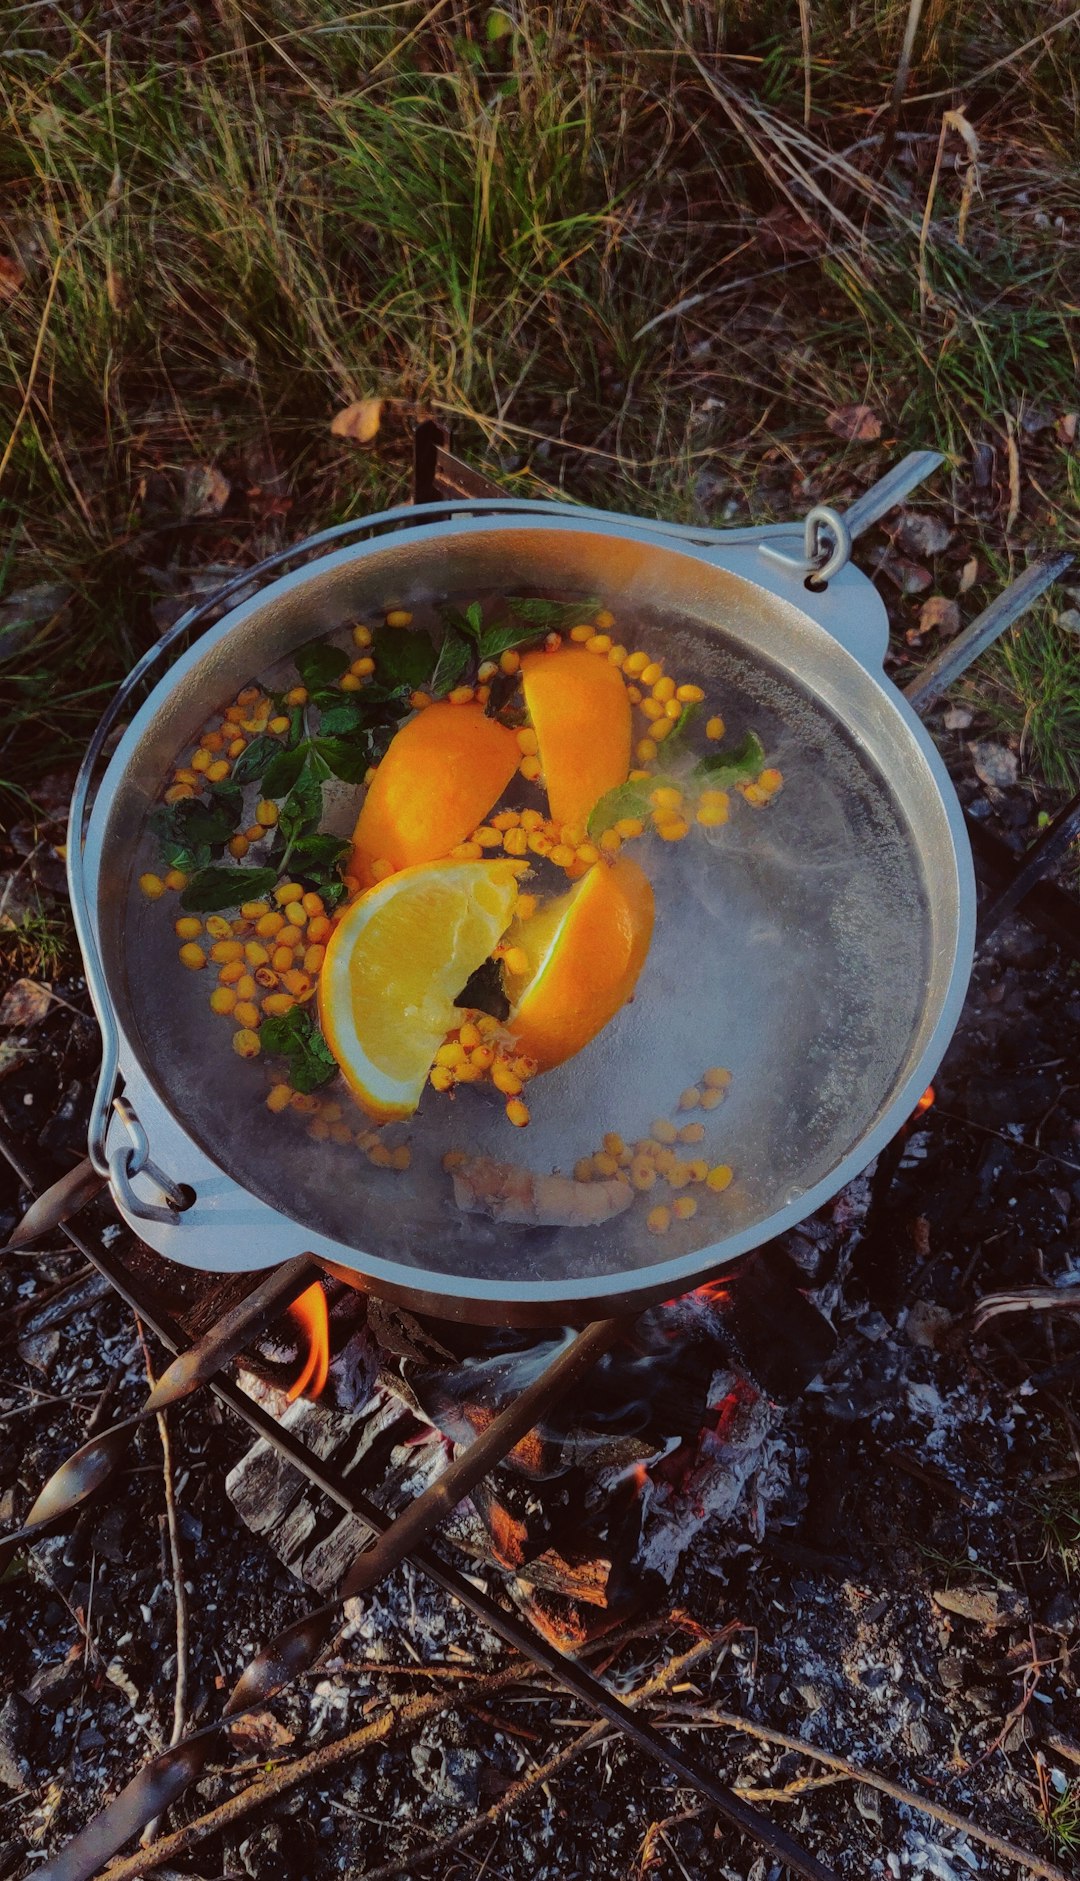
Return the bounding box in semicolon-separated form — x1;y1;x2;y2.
918;595;960;638
933;1584;1030;1629
1043;1589;1078;1634
904;1301;954;1350
0;1695;33;1793
937;1654;965;1691
970;741;1018;791
895;512;953;558
943;705;973;730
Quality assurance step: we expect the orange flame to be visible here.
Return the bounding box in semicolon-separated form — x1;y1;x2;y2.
286;1282;330;1402
913;1085;935;1118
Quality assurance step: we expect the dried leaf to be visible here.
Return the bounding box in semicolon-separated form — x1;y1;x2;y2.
1057;412;1078;445
330;397;383;444
894;511;952;558
184;465;231;518
227;1708;295;1754
105;264;128;313
0;253;25;301
0;978;53;1029
958;555;979;593
825;404;882;443
918;595;960;638
878;551;932;596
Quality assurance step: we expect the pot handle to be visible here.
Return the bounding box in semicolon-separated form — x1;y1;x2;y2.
759;450;945;583
106;1096;194;1225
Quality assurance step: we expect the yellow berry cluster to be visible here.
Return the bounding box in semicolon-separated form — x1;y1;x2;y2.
265;1083;412;1169
172;882;333;1058
452;805;604;877
573;1067;735;1233
427;1014;538;1128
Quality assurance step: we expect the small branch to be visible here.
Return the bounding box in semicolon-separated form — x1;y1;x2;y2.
135;1326;190;1845
656;1705;1073;1881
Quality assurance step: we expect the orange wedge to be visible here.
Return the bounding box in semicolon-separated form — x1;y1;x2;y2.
520;645;631;830
349;702;520;888
319;858;520;1119
502;856;654;1070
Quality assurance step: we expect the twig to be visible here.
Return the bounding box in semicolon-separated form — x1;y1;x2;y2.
0;247;64;485
135;1324;190;1846
655;1705;1074;1881
100;1663;533;1881
359;1630;736;1881
796;0;812;128
890;0;925;114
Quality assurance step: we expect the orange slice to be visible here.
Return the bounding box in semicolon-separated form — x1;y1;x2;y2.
520;645;631;830
349;702;520;888
319;858;520;1119
502;855;654;1070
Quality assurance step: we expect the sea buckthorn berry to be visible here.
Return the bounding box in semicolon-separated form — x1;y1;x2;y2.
585;633;611;654
245;824;264;841
269;715;290;734
706;716;725;741
576;843;600;865
519;808;544;832
339;673;362;691
478;659;499;682
759;768;784;793
282;969;312;998
499;649;521;675
218;959;245;985
371;858;394;881
641;661;663;687
630;1159;656;1191
667;1162;692;1189
301;892;324;916
271;945;293;971
307;915;332;943
262;993;296;1017
255;800;278;827
368;1142;393;1167
678;1087;702;1110
303;943;325;973
308;1117;330;1141
229;739;247;759
502;945;530;976
232;1028;261;1058
206;759;230;782
277;882;303;906
679;1122;705;1144
163;869;187;892
574;1157;595;1182
254;966;279;988
191;748;212;773
664;698;683;721
677;684;705;704
652;1118;677;1144
519;756;542;782
697;798;730;828
352;623;373;647
228;834;250;858
351;656;375;677
448;685;475;706
742;782;770;806
173;769;198;786
654;1149;678;1176
410;690;433;710
454;1062;484;1083
549;843;575;869
515;892;538;919
527;831;552;856
707;1163;734;1192
651;786;682;811
164;784;195;804
234;973;257;1000
686;1159;709;1182
623;651;649;676
651;719;673;743
505;1098;530;1127
471;826;502;849
704;1066;732;1089
458;1020;482;1050
603;1133;625;1157
608;645;627;667
257;911;286;938
570;625;593;643
599;829;622;853
699;1089;722;1110
626;687;643;706
475;685;491;706
470;1045;495;1070
658;819;689;841
391;1145;412;1170
615;817;644;840
636;738;658;763
210;987;236;1014
435;1040;467;1069
503;828;528;856
385;608;412;627
673;1195;697;1220
593;1151;618;1177
429;1065;454;1092
175;916;202;939
641;697;664;721
442;1149;468;1172
205;915;233;939
210;939;244;963
516;728;539;756
285;685;308;706
266;1083;293;1112
511;1055;537;1079
647;1205;671;1236
450;841;483;859
201;730;224;751
178;942;205;969
652;676;676;703
290;1091;319;1113
492;1061;522;1097
232;1004;261;1031
594;608;615;630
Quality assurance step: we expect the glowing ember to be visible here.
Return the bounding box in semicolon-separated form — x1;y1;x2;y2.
285;1282;330;1402
913;1084;935;1117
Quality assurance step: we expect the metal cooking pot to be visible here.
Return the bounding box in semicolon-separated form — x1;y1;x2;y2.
69;470;977;1326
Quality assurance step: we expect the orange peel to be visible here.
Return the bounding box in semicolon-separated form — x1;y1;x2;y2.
520;645;631;830
349;702;519;888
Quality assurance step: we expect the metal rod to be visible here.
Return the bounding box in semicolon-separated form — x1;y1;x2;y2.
904;551;1074;714
839;449;945;541
967;814;1080;958
1;1136;838;1881
977;790;1080;941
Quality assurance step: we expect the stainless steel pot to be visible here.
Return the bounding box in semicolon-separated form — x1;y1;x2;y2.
70;470;978;1326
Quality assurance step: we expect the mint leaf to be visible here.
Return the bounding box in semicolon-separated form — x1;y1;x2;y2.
229;733;279;785
290;833;350;871
371;626;435;691
280;766;324;845
261;1006;338;1093
440;601;484;644
430;629;472;697
655;702;701;766
693;731;765;787
506;595;599;629
587;780;652;838
261;743;310;798
476;617;543;664
313;736;370;784
181;865;278;912
316;697;368;736
294;639;349;688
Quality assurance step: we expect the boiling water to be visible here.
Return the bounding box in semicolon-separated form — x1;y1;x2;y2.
127;596;928;1285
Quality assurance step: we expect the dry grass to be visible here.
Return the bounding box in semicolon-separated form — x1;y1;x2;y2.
2;0;1080;809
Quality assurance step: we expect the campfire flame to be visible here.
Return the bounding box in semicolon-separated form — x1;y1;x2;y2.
286;1282;330;1402
913;1084;935;1118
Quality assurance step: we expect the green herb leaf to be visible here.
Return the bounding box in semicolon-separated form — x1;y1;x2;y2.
656;701;701;766
294;639;349;688
316;879;348;910
290;832;350;871
261;1006;338;1093
587;780;653;838
316;697;368;736
149;792;237;854
312;736;370;784
371;626;436;691
506;595;599;630
476;617;543;664
261;742;311;799
280;767;324;845
693;731;765;787
180;865;278;912
430;629;472;697
440;601;485;644
229;733;279;785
